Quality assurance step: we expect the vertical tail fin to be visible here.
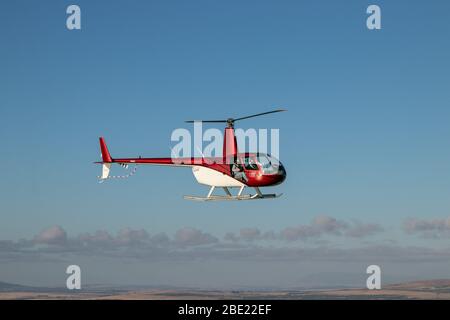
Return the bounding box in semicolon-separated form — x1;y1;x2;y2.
99;137;112;163
99;137;112;180
96;137;137;181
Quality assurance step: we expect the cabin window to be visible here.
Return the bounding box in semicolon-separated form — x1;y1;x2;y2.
243;156;259;170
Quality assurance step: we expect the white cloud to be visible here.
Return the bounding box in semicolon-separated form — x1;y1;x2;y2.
34;226;67;245
404;217;450;239
174;227;218;246
345;222;384;238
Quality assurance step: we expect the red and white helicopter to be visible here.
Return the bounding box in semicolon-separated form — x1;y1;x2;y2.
96;110;287;201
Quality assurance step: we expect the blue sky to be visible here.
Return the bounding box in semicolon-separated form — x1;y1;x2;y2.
1;1;450;288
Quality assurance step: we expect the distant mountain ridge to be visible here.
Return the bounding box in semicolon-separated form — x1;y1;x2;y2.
0;281;63;293
1;279;450;299
386;279;450;290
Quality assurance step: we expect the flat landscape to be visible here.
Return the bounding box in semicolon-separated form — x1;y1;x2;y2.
1;280;450;300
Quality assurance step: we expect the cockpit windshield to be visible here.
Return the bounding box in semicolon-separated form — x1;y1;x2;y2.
241;154;281;174
257;154;279;174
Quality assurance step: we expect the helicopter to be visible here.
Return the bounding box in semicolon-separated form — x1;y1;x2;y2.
96;110;287;201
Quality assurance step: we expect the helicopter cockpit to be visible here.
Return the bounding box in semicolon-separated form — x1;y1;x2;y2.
236;153;285;175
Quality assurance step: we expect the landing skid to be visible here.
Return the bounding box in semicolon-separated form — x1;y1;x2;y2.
184;186;282;202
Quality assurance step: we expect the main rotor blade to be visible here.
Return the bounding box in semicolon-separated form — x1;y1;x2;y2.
185;109;286;124
185;120;227;123
233;109;286;122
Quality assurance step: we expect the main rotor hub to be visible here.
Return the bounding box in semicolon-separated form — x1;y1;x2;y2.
226;118;235;128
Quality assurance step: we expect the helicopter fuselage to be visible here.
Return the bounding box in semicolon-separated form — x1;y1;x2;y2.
111;152;286;188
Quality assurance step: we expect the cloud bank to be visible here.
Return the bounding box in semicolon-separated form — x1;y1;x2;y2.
225;215;384;242
1;216;450;265
404;217;450;239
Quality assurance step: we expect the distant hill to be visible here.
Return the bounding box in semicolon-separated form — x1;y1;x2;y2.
1;279;450;299
0;281;39;292
386;279;450;290
0;281;64;293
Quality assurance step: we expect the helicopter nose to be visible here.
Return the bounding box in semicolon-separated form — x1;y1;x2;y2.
277;164;287;183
